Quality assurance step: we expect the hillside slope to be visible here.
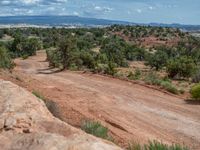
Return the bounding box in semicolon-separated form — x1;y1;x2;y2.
1;50;199;149
0;79;122;150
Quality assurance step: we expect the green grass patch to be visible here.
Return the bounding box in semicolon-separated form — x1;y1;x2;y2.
81;120;113;141
144;72;179;94
160;81;179;94
128;140;189;150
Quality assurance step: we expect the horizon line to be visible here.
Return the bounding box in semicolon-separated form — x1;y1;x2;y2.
0;15;200;26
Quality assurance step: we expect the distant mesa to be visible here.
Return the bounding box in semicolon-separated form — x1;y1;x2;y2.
0;16;200;31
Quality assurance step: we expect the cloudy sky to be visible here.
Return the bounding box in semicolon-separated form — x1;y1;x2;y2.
0;0;200;24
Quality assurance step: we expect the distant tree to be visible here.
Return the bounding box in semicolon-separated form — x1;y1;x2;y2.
146;50;168;70
58;35;77;70
166;56;196;78
24;38;41;56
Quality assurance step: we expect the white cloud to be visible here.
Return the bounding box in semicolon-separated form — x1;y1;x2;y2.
136;9;142;13
20;0;40;5
94;6;101;11
1;0;11;5
73;11;79;16
47;6;55;11
94;6;113;13
148;6;154;10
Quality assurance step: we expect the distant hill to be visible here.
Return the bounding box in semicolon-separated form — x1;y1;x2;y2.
0;16;133;27
0;16;200;31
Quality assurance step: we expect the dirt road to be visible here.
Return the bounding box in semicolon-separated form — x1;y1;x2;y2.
13;51;200;149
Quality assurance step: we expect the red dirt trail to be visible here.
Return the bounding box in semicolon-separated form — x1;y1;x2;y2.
11;51;200;149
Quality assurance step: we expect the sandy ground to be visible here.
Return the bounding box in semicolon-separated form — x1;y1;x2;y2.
10;51;200;149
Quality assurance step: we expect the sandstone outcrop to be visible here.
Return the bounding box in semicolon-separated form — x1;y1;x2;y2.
0;80;122;150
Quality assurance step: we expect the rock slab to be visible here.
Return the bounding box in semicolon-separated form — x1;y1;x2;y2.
0;80;122;150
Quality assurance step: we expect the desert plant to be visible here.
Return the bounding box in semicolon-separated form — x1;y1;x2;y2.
192;69;200;83
160;81;179;94
0;46;13;69
179;89;185;94
81;120;112;140
146;50;168;70
144;72;161;85
128;69;141;80
190;83;200;100
166;57;196;79
144;73;178;94
127;140;189;150
21;54;29;60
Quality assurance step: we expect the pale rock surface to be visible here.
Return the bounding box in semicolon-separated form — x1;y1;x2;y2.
0;80;122;150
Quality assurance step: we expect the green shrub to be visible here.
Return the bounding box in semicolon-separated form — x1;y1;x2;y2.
128;69;141;80
190;84;200;100
192;69;200;83
144;72;161;85
127;140;189;150
0;46;13;69
144;73;178;94
69;63;79;71
46;48;62;68
22;54;29;60
179;89;185;94
45;100;61;120
160;81;179;94
166;57;196;78
146;50;168;70
81;120;111;140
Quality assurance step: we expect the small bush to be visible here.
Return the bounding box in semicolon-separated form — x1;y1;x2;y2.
179;89;185;94
0;46;13;69
160;81;179;94
22;54;29;60
128;140;189;150
192;69;200;83
45;100;61;120
144;72;161;85
144;73;178;94
190;84;200;100
166;57;196;79
81;120;112;140
128;69;141;80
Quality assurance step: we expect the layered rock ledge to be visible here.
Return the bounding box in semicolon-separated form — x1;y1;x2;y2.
0;80;122;150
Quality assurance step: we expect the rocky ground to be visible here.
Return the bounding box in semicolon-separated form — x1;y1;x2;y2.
0;51;200;149
0;79;122;150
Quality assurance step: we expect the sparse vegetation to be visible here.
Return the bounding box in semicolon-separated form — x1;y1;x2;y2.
144;72;178;94
166;57;196;79
192;69;200;83
1;25;199;94
127;140;189;150
128;69;142;80
0;46;13;69
81;120;112;141
32;90;61;119
190;84;200;100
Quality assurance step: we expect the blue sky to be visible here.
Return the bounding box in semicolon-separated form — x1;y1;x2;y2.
0;0;200;24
